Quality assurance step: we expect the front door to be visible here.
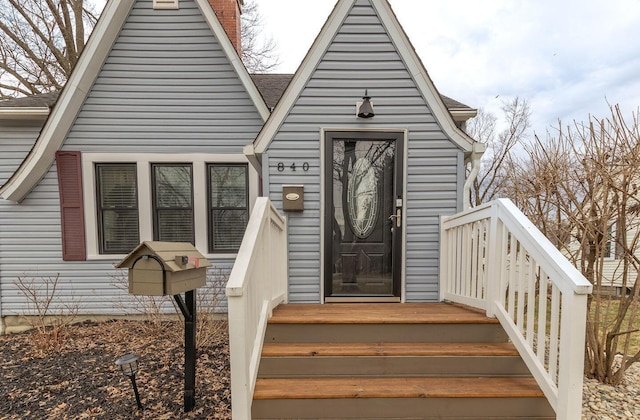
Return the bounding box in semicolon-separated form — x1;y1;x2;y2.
324;132;403;301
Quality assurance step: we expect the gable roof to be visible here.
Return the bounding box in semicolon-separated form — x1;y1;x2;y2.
0;0;269;203
251;0;483;157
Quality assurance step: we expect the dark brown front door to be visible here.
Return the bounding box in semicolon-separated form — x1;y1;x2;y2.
324;132;403;300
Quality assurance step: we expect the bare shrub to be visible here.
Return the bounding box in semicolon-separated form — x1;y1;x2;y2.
505;105;640;384
111;267;229;348
111;269;178;339
14;273;80;353
195;267;229;348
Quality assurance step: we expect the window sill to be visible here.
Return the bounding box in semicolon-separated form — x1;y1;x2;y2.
86;253;238;261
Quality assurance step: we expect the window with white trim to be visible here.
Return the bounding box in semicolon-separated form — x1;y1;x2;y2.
96;164;140;254
604;223;624;260
83;153;256;259
152;164;194;243
604;225;613;259
208;164;248;252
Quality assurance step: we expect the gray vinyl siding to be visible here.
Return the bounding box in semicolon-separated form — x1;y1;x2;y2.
0;122;41;185
265;0;464;303
0;170;130;316
0;165;234;317
65;0;263;152
0;0;261;318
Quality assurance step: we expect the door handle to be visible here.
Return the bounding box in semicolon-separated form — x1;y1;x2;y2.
388;209;402;228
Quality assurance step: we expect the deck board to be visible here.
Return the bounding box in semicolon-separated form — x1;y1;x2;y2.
253;377;545;399
261;342;519;357
268;303;498;324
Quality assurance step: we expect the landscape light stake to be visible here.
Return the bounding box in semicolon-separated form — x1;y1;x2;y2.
115;353;144;411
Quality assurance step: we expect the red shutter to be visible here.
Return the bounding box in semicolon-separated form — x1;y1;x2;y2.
55;151;86;261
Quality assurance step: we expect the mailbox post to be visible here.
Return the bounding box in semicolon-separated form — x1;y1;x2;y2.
116;241;210;412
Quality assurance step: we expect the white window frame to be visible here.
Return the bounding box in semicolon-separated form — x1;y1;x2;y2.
83;153;258;260
604;224;617;260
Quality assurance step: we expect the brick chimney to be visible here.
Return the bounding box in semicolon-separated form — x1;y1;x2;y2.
209;0;244;54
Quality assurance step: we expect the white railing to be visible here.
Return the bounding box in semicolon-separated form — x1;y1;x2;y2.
226;197;288;419
440;198;592;420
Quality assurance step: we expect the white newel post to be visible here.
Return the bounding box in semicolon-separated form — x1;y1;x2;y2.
556;292;589;419
227;294;251;419
485;203;501;318
439;215;450;302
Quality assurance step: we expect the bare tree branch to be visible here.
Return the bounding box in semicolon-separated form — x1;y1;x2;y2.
241;0;280;73
466;97;530;206
1;0;278;98
505;104;640;384
0;0;98;98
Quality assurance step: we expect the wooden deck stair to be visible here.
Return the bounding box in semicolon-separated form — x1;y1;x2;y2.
252;303;555;419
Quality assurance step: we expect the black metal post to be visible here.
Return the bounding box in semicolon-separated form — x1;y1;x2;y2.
174;291;197;412
129;375;144;410
184;289;196;412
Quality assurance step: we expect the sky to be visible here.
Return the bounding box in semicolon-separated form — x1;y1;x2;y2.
254;0;640;136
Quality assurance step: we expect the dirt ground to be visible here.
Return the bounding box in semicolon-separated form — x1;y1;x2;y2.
0;320;231;419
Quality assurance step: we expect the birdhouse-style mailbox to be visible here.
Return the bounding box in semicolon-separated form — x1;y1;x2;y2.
116;241;211;296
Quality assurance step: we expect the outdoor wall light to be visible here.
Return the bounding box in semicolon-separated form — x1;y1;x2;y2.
357;89;375;118
115;353;144;411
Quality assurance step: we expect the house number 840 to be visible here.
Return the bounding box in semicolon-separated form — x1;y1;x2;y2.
277;162;309;172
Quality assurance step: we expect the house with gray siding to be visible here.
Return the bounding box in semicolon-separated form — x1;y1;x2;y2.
248;0;484;304
0;0;270;331
0;0;480;327
0;0;593;418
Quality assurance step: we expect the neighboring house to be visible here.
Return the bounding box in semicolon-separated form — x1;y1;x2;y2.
602;224;639;292
565;222;639;293
0;0;480;330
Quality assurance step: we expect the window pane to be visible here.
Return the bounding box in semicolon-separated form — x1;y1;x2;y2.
153;164;194;243
212;209;248;250
208;164;248;252
154;165;192;208
210;166;247;208
98;166;137;209
102;210;139;252
96;164;139;254
157;210;194;243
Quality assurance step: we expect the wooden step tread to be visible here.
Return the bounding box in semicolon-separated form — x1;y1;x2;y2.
261;342;519;357
253;377;544;400
269;303;498;324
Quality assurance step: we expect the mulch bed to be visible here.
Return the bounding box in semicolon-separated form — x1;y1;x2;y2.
0;320;231;419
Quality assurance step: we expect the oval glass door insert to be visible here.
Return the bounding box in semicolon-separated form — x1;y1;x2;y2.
347;157;379;238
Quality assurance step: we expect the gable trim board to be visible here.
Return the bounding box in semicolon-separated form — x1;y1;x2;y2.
0;0;270;204
249;0;484;160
